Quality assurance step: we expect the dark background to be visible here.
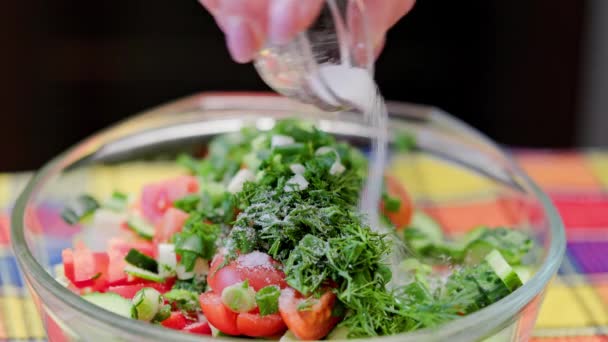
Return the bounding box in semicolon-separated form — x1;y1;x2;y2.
0;1;589;171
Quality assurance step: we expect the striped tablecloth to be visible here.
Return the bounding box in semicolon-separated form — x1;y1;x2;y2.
0;151;607;341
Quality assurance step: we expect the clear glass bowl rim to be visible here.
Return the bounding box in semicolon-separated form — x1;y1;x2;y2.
11;92;566;341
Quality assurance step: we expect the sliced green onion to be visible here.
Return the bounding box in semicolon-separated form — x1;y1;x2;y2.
221;280;257;313
255;285;280;316
131;288;163;321
125;249;157;273
61;194;100;225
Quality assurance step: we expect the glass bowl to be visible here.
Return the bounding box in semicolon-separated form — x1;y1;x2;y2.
12;92;565;342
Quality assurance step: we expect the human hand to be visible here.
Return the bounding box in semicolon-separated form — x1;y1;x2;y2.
199;0;415;63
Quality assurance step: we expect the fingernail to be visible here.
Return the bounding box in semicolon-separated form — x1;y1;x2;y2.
268;0;298;44
223;16;261;63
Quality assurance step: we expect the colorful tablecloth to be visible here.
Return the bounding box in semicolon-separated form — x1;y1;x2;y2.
0;151;607;341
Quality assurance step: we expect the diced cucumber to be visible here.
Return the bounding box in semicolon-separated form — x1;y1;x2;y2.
410;211;443;243
513;266;533;284
124;264;165;283
126;215;155;241
131;288;163;321
104;191;129;212
125;249;158;273
61;195;100;225
404;211;444;255
464;240;495;265
485;250;523;291
473;264;510;304
82;292;132;317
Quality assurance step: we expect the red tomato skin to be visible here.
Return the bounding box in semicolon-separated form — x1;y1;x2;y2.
199;292;240;336
208;252;287;293
63;247;109;290
236;313;287;337
62;249;75;283
183;321;212;335
106;238;157;285
154;207;188;244
161;312;188;330
278;288;340;340
141;176;198;224
107;281;172;299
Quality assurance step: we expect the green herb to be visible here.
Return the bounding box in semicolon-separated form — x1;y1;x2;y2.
394;131;416;152
152;304;171;323
173;214;220;271
173;194;200;213
255;285;280;316
164;289;200;312
172;276;207;293
61;194;100;225
382;192;401;212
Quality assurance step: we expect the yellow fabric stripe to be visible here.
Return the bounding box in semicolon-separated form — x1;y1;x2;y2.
0;174;9;209
388;154;499;201
536;280;608;328
0;294;28;338
88;162;186;199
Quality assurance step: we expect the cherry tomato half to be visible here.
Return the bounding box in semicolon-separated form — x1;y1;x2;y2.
278;288;340;340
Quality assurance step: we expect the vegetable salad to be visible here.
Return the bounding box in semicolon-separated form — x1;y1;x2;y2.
58;119;534;340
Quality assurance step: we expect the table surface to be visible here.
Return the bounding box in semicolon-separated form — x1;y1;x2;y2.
0;150;607;341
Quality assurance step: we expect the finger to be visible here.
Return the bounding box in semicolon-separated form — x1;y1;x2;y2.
268;0;324;44
199;0;270;63
362;0;415;47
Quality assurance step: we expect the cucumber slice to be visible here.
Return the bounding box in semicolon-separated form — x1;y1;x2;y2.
126;215;155;240
473;263;510;305
125;249;158;272
403;211;444;255
513;266;533;284
464;240;495;265
485;250;523;291
124;264;165;283
82;292;132;317
409;211;443;243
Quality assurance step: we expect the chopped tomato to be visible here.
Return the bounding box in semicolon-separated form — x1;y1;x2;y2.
106;238;157;285
161;312;188;330
199;292;239;335
62;249;75;282
62;247;109;290
183;321;212;335
108;281;172;299
141;176;198;223
199;291;286;338
236;313;286;337
278;287;340;340
208;251;287;293
154;207;188;244
382;174;413;230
